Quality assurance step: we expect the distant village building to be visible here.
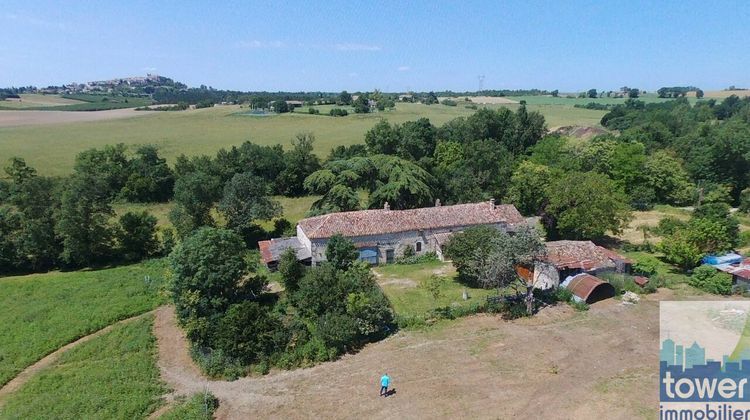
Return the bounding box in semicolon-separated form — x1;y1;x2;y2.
259;200;526;270
285;100;304;108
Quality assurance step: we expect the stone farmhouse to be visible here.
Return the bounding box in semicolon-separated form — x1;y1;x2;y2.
259;200;526;269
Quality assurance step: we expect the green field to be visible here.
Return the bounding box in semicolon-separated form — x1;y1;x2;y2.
506;93;689;106
373;260;496;318
0;94;86;109
0;102;607;177
0;316;166;419
0;93;152;111
0;260;166;386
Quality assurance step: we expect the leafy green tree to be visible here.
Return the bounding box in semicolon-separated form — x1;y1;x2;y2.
120;145;175;202
587;89;598;98
398;118;437;161
465;227;545;314
0;206;22;272
365;120;401;155
628;88;640;98
543;171;632;240
338;91;352;105
353;95;370;113
505;161;554;216
325;234;359;270
740;188;750;214
658;231;703;271
444;225;503;286
169;171;221;237
55;174;116;267
73;144;130;199
551;90;559;97
6;167;62;271
277;133;322;196
214;301;284;364
367;155;435;209
643;151;695;206
272;100;289;113
169;227;257;327
278;247;304;292
218;173;281;231
116;211;159;262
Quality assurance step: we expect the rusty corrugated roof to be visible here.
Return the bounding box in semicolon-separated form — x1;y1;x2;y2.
566;273;616;303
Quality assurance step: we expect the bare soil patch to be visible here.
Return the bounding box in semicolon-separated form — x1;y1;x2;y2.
153;297;664;419
467;96;519;104
0;108;156;128
551;125;609;140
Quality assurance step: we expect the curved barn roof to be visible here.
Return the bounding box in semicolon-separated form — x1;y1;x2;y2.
565;274;616;304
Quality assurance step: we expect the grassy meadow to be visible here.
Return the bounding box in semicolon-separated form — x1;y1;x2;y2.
0;102;607;177
0;260;167;386
0;316;166;419
373;260;496;318
0;94;86;109
0;93;152;111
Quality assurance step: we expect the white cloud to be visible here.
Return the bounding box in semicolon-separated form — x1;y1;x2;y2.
235;40;286;49
334;43;381;52
397;66;411;72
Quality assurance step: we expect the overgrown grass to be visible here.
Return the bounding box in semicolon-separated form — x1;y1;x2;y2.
0;259;167;386
373;261;496;319
161;392;219;420
0;316;166;419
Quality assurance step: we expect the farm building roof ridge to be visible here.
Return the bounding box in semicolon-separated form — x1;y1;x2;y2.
298;201;525;239
543;240;632;270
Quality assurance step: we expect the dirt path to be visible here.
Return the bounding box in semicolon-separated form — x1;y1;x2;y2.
152;299;663;419
0;310;156;407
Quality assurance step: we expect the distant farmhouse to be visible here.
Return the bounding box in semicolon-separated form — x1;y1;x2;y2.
259;200;526;269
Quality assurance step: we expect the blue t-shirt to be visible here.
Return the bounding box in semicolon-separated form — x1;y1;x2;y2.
381;375;390;387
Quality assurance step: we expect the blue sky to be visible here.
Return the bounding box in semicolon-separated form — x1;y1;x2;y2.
1;0;749;92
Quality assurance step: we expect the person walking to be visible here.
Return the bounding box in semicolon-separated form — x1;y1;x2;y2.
380;373;391;396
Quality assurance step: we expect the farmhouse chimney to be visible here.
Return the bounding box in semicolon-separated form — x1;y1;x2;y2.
489;198;496;209
384;201;390;211
435;198;441;207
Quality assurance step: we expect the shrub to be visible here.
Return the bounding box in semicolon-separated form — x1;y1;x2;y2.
632;255;660;277
397;251;438;265
441;99;457;107
690;265;733;295
740;230;750;248
307;107;320;115
654;217;687;236
740;188;750;214
213;301;285;365
329;108;348;117
570;300;590;311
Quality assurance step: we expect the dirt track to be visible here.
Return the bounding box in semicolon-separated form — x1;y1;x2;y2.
0;108;156;127
153;296;663;419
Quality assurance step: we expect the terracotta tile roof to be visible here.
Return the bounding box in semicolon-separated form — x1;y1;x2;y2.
297;202;525;240
543;240;631;271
